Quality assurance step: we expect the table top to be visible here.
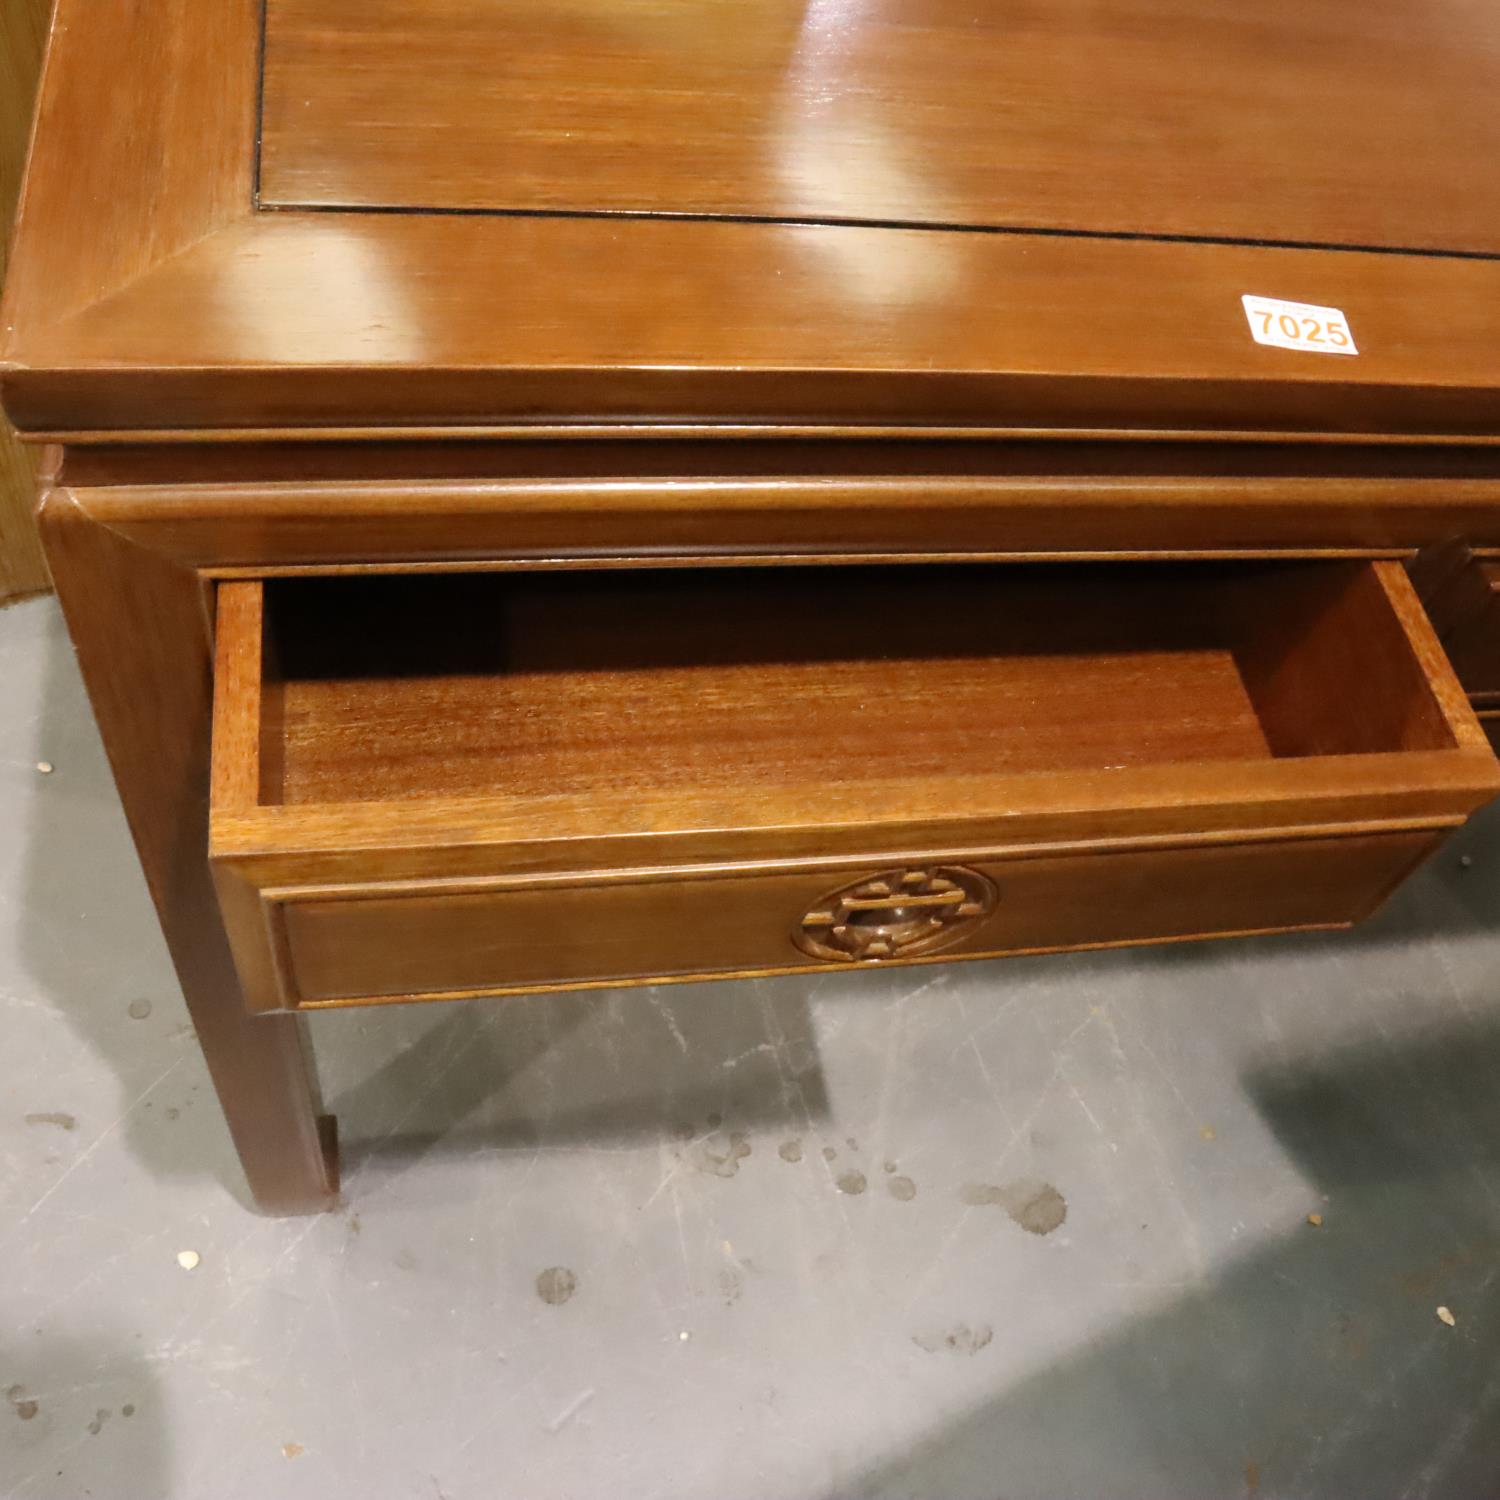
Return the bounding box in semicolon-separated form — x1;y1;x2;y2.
262;0;1500;255
5;0;1500;440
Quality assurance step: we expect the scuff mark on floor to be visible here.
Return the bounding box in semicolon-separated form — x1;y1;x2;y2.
912;1324;993;1355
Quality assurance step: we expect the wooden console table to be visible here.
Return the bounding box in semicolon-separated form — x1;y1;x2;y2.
6;0;1500;1213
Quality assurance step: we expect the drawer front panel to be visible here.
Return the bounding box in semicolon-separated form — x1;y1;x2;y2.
273;830;1436;1006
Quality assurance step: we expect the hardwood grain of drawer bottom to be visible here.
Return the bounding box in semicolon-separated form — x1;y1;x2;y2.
263;830;1436;1007
208;558;1500;1012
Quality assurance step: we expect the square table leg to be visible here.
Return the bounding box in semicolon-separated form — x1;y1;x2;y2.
40;485;338;1215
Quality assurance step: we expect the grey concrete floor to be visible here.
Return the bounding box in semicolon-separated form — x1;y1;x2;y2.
4;591;1500;1500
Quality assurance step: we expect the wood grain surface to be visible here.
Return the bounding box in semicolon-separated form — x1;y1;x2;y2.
270;831;1441;1007
204;557;1500;1017
261;0;1500;256
41;493;336;1211
50;462;1500;569
7;0;1500;436
208;562;1494;1013
262;566;1280;806
17;213;1500;438
0;0;49;597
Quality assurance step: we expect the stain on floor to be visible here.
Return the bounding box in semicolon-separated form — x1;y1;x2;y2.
960;1179;1068;1235
535;1268;578;1306
7;1385;38;1421
692;1130;752;1179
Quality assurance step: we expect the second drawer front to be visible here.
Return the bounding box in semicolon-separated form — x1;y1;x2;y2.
270;830;1436;1006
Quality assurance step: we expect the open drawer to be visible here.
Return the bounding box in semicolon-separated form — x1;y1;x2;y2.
209;560;1500;1010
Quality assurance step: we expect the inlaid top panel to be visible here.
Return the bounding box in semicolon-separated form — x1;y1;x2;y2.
260;0;1500;253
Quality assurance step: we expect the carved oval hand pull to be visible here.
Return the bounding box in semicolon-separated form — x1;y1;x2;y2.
794;866;997;963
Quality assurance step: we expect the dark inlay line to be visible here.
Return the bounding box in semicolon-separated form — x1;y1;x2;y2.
250;196;1500;264
252;0;269;200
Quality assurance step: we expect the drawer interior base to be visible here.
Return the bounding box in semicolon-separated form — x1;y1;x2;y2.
256;562;1457;809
